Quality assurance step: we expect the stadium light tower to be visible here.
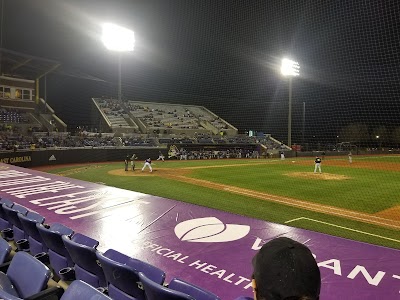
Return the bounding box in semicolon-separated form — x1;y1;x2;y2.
281;58;300;148
376;135;381;149
101;23;135;102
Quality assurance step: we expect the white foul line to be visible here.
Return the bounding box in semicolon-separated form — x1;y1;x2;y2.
223;187;400;230
285;217;400;243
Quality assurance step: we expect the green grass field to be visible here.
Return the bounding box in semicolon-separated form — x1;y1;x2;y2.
42;155;400;249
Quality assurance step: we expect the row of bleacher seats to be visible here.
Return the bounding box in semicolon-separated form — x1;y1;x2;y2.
126;102;200;129
127;101;230;131
122;137;156;147
158;137;195;144
0;134;120;150
0;108;29;124
0;107;47;136
0;197;222;300
177;149;260;160
96;99;136;130
0;131;284;152
0;135;33;151
94;98;235;133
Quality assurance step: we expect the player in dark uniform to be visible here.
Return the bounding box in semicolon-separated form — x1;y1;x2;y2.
142;158;153;172
314;156;322;173
131;154;137;171
157;151;165;162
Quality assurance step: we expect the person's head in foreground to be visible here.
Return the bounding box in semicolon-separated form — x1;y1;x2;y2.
252;237;321;300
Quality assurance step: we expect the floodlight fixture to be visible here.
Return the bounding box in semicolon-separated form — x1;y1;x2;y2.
101;23;135;52
281;58;300;147
281;58;300;77
101;23;135;102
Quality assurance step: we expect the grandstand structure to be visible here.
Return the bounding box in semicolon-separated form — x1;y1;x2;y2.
0;74;286;162
0;76;66;134
0;49;288;161
0;49;67;135
0;84;286;157
91;98;238;136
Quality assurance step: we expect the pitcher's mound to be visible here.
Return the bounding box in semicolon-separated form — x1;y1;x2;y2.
285;172;350;180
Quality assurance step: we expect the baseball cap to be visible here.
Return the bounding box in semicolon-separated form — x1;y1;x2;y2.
252;237;321;300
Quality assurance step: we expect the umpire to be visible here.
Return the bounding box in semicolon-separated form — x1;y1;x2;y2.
131;154;137;171
124;155;129;171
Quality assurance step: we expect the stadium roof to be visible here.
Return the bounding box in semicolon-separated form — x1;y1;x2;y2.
0;48;60;80
0;48;105;82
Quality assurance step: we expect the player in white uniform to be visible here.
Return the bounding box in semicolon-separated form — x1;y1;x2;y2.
280;151;285;160
348;152;352;164
142;158;153;172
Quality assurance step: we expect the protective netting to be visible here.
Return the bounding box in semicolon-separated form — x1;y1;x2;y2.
2;0;400;150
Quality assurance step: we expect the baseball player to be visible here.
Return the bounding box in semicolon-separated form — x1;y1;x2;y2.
314;156;322;173
124;155;129;171
131;154;137;171
348;152;352;163
280;151;285;160
157;151;165;162
142;158;153;172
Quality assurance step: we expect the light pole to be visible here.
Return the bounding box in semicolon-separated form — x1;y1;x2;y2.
302;101;305;146
281;58;300;148
101;23;135;102
376;135;380;149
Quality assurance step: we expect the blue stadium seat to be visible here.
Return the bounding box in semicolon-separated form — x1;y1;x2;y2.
61;280;112;300
0;237;11;264
0;199;13;231
0;280;112;300
0;252;51;298
169;278;221;300
36;222;74;277
138;272;194;300
62;233;106;288
96;249;165;300
17;212;46;255
2;204;28;242
0;289;22;300
105;249;166;284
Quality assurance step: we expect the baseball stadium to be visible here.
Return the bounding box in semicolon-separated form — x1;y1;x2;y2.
0;1;399;299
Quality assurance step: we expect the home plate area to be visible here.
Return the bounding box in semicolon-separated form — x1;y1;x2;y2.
0;164;399;299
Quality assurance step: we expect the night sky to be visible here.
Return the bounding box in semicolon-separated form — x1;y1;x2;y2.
2;0;400;144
